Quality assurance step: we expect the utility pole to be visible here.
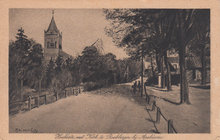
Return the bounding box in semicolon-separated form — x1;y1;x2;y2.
141;46;144;97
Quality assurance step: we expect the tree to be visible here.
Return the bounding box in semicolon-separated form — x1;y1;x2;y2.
105;9;210;104
9;28;31;101
104;9;176;94
190;10;210;85
102;53;117;84
46;58;55;87
71;56;82;86
80;46;102;82
25;42;44;90
174;9;210;104
147;10;176;90
55;55;64;74
9;41;18;102
104;9;158;96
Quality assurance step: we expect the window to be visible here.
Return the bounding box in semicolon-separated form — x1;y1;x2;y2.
47;42;50;48
173;64;177;70
50;43;54;47
55;41;57;48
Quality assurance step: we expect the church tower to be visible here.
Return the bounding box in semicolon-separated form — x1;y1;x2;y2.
44;11;62;62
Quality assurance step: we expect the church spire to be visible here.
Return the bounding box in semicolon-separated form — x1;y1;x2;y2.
52;10;54;17
45;10;59;34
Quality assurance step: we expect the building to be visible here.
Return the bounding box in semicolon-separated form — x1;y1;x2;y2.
167;49;179;74
186;54;210;82
167;48;210;83
44;11;72;62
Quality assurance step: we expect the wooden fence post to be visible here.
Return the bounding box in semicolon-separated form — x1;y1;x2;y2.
28;96;31;110
56;92;58;101
146;95;150;104
168;119;174;133
152;101;156;111
65;90;67;98
19;102;22;112
66;90;68;96
45;95;47;104
156;107;161;123
76;88;78;96
37;96;39;108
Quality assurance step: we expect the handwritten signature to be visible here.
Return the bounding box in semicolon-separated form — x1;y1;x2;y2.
15;128;38;133
55;133;162;140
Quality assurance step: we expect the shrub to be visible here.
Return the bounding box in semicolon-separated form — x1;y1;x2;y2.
83;82;104;91
146;74;180;86
145;75;158;86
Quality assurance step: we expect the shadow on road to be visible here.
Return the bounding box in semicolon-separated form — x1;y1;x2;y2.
146;110;159;133
190;85;210;89
90;84;149;107
161;98;181;105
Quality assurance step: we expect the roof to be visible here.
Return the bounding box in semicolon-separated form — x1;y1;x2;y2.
59;50;73;59
186;56;210;69
46;16;59;34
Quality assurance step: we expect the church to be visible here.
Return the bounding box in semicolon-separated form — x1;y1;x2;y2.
44;11;72;62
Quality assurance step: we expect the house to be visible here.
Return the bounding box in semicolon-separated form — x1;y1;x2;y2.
167;49;179;74
186;54;210;82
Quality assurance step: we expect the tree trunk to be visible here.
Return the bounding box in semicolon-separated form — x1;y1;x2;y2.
201;45;206;85
150;55;155;77
164;51;172;91
15;73;18;98
141;48;144;97
160;56;165;88
39;79;42;94
113;73;117;84
20;79;23;101
177;11;190;104
39;79;41;92
179;43;190;104
156;52;161;73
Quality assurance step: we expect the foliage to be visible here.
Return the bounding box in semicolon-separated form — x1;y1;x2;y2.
80;46;102;82
83;82;104;91
104;9;210;104
9;28;33;101
78;46;141;90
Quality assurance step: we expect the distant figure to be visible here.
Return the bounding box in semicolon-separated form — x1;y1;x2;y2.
138;81;141;92
132;81;137;94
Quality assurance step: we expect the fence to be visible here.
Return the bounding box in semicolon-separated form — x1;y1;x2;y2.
144;86;177;133
9;86;82;115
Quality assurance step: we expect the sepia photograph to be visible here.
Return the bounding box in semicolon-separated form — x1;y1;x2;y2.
8;8;211;134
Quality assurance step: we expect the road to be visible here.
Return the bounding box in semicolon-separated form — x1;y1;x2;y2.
9;89;154;133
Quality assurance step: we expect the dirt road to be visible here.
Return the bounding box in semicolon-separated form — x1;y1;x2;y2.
9;91;154;133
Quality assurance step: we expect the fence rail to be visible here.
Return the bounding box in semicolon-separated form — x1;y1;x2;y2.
9;86;82;115
144;86;177;134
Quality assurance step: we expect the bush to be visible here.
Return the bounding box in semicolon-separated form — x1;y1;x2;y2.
145;74;180;86
83;82;104;91
171;74;180;86
145;75;158;86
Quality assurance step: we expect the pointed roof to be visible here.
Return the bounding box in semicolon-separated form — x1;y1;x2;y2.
46;15;59;34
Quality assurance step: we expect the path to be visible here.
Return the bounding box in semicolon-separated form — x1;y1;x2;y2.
9;90;154;133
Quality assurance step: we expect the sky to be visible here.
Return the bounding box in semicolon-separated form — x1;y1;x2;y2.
9;9;128;59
